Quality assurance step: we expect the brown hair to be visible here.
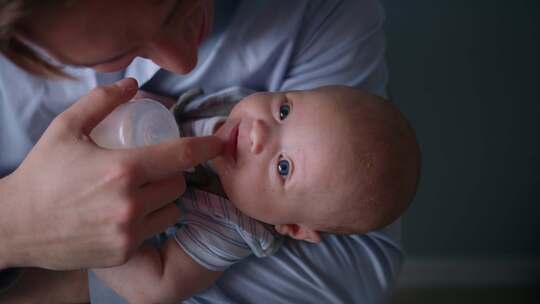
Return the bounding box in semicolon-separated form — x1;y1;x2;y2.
0;0;70;78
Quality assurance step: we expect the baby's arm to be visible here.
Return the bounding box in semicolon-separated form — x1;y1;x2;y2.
93;239;221;304
93;187;281;303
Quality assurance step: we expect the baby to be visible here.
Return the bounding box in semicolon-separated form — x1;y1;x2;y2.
92;85;421;303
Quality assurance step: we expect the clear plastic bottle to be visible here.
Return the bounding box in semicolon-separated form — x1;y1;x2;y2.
90;99;179;149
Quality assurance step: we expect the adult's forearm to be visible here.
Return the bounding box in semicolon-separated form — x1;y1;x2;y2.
0;178;25;294
0;174;31;269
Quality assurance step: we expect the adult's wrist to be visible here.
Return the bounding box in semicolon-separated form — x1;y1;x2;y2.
0;174;31;269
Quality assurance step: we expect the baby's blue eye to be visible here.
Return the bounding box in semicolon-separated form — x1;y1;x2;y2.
279;104;290;120
277;159;290;177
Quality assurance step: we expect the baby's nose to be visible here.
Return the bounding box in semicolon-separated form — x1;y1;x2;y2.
249;119;269;154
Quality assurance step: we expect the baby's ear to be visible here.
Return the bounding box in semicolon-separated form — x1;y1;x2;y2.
274;224;321;243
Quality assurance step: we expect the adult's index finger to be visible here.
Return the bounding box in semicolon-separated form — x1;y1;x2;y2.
132;135;224;182
63;78;138;135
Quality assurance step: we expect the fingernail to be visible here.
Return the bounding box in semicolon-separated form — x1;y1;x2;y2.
116;78;138;93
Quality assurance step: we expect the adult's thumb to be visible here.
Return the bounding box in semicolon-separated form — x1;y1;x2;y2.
62;78;138;135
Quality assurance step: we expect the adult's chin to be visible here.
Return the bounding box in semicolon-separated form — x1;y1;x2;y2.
153;53;198;74
149;37;199;74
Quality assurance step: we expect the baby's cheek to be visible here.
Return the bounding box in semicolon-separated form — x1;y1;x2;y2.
231;177;251;200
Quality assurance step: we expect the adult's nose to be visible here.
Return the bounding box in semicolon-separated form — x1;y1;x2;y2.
249;119;269;154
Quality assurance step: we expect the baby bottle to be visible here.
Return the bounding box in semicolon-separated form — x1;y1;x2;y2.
90;99;180;149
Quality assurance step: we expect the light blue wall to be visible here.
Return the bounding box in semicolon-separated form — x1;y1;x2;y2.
380;0;540;258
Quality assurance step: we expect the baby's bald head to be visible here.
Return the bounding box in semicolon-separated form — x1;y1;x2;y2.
214;85;420;242
304;86;421;234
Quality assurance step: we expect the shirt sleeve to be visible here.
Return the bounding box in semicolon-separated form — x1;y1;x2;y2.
280;0;388;96
174;189;282;271
174;86;255;139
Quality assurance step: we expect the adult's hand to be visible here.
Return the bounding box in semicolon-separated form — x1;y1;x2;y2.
0;78;223;270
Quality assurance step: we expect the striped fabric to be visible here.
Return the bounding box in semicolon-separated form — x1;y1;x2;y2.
174;188;283;271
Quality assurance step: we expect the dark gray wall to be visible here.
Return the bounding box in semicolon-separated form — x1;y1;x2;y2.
380;0;540;258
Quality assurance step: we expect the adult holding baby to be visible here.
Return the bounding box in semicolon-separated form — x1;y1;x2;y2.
0;0;408;303
0;0;223;299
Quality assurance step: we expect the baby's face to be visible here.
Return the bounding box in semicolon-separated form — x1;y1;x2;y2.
212;87;356;229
